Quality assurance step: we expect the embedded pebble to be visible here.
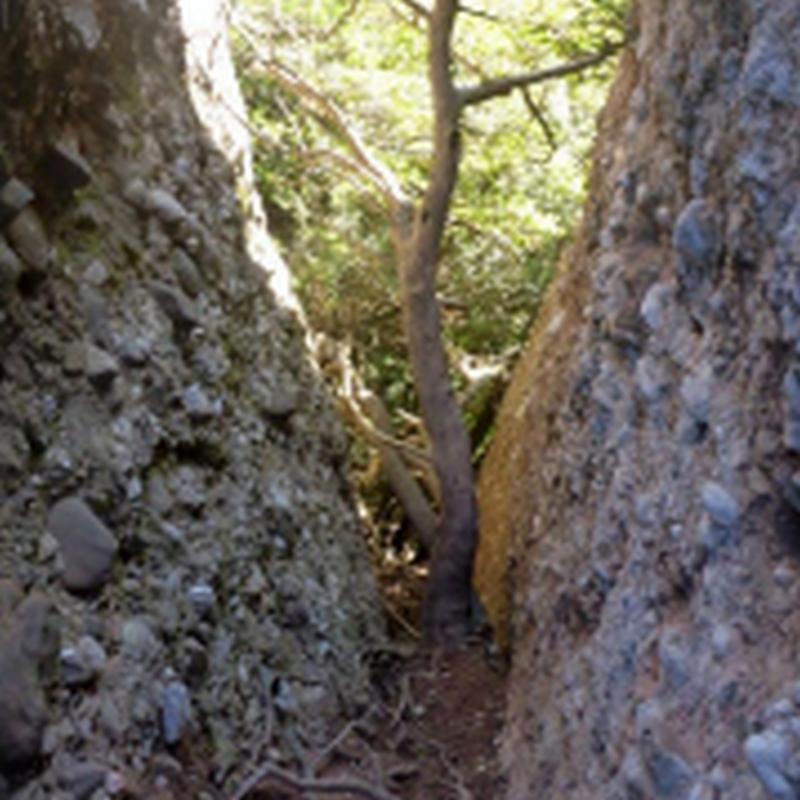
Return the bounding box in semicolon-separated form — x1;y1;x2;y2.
161;680;192;745
745;730;795;800
701;482;740;527
60;636;107;687
48;497;118;592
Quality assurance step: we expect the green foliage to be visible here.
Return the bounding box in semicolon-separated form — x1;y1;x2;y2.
232;0;626;429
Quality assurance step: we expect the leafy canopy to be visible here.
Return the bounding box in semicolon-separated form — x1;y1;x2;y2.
233;0;625;429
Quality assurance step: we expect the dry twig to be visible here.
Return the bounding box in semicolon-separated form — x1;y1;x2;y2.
230;761;400;800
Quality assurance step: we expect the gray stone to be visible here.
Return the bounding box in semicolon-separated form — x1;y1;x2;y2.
57;759;106;800
60;636;107;687
80;284;112;347
172;248;204;297
183;384;222;421
160;680;191;745
745;730;795;800
635;355;669;402
119;335;151;366
120;618;159;662
148;280;199;331
641;282;673;331
0;235;22;287
784;367;800;416
0;423;30;476
16;594;61;671
48;497;118;592
0;594;59;773
0;656;46;771
0;178;34;227
188;584;215;618
63;342;86;375
61;0;102;50
701;482;740;527
84;343;119;389
672;199;720;287
0;579;22;619
785;419;800;453
147;189;189;226
252;378;299;417
680;362;713;422
6;206;51;272
83;259;108;286
645;748;695;799
39;141;92;198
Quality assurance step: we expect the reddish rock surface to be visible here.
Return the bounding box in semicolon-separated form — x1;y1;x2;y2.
479;1;800;797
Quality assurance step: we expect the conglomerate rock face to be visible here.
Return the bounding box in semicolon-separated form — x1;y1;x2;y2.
478;1;800;797
0;1;384;797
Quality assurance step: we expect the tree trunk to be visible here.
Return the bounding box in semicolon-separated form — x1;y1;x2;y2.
398;0;479;643
477;0;800;796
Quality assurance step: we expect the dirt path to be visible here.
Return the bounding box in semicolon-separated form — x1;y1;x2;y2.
211;639;508;800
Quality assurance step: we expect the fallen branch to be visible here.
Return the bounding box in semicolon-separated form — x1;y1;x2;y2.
229;761;400;800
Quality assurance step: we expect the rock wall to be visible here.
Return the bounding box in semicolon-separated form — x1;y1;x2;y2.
0;1;384;797
478;1;800;797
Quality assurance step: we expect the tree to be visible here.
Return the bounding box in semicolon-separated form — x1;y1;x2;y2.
235;0;623;643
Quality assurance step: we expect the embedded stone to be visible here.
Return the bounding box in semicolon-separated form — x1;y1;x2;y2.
48;497;118;592
60;636;107;687
673;199;720;288
148;280;199;331
640;282;673;331
0;594;59;773
0;422;30;476
745;731;795;800
6;206;51;272
784;366;800;415
38;141;92;199
701;482;740;527
680;362;713;422
16;594;61;671
61;0;102;51
183;384;221;421
57;759;106;800
0;235;22;287
160;680;191;745
0;178;34;228
84;343;119;389
0;657;47;772
147;189;189;226
172;248;204;297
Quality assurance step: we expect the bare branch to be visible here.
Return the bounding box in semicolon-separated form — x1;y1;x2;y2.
233;17;408;210
384;0;488;81
330;344;438;548
323;0;361;37
459;44;623;107
456;2;502;23
229;761;400;800
520;87;557;151
393;0;430;19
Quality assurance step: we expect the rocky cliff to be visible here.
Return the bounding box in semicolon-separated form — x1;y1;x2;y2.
478;1;800;797
0;1;384;797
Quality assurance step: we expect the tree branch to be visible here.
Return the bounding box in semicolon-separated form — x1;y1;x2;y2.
234;17;408;210
330;344;438;548
520;87;557;151
459;44;623;107
230;761;399;800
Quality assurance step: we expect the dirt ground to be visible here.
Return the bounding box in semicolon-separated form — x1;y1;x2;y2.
167;548;509;800
227;639;508;800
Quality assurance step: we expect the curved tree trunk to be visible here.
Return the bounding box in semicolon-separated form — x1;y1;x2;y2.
400;0;478;643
